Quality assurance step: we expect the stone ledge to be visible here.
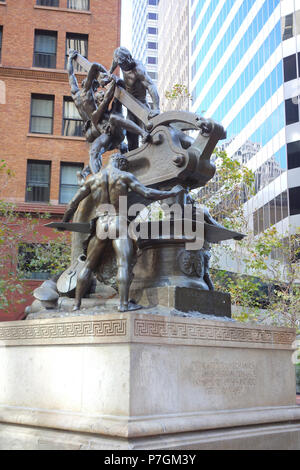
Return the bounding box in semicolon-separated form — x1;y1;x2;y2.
0;313;296;349
0;66;86;82
1;420;300;450
27;133;85;141
1;404;300;439
34;5;91;15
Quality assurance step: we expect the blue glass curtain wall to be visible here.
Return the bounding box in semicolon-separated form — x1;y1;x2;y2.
225;62;283;138
192;0;280;113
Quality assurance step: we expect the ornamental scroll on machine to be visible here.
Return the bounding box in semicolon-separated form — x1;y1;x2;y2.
27;48;245;317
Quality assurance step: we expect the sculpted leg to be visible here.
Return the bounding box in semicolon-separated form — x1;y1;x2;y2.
73;264;93;311
126;111;145;151
112;238;142;312
73;236;107;310
89;134;111;174
109;114;151;145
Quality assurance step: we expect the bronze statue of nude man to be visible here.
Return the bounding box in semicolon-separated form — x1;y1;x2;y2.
61;153;184;312
109;47;160;151
67;50;150;173
67;49;107;138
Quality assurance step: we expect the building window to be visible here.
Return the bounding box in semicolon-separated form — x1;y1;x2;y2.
67;0;89;11
148;42;157;50
254;150;285;194
148;0;158;5
65;33;88;71
289;187;300;216
281;11;300;40
283;54;297;82
282;14;294;40
281;190;289;220
59;162;83;204
33;30;57;68
253;191;289;235
62;97;83;137
18;243;51;280
148;13;157;20
287;140;300;170
36;0;59;6
285;97;299;125
148;71;157;80
147;57;157;64
25;160;51;203
30;94;54;134
148;27;157;35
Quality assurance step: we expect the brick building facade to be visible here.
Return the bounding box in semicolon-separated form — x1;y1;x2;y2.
0;0;121;320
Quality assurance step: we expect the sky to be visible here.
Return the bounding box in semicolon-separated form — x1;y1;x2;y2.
121;0;133;50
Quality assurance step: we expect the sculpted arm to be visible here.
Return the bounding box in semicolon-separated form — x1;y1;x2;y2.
91;80;116;128
138;67;160;116
125;174;183;201
109;57;118;75
67;50;80;95
62;181;92;223
84;62;108;90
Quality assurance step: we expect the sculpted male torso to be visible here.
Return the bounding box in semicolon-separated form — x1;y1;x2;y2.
61;154;183;312
121;62;152;105
110;47;160;150
72;85;96;124
67;50;108;139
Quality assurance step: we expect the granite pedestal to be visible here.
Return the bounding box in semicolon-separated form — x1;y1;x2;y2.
0;312;299;449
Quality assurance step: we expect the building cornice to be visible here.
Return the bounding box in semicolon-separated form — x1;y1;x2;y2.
14;202;66;216
27;133;85;142
34;5;91;15
0;65;86;83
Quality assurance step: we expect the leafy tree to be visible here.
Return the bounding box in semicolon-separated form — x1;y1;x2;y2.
165;84;191;102
0;160;71;315
195;150;300;330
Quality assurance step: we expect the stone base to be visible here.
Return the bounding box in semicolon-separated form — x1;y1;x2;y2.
1;420;300;450
131;286;231;318
0;312;299;450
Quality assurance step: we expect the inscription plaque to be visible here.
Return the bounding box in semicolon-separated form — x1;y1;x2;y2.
189;360;257;395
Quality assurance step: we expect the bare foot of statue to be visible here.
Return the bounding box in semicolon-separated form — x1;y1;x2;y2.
118;301;143;312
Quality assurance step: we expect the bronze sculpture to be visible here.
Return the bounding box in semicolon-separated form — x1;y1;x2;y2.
27;46;245;319
67;50;150;174
59;153;184;312
109;47;160;150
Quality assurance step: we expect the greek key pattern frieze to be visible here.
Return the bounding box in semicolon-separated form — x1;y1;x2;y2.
0;319;127;341
134;319;294;345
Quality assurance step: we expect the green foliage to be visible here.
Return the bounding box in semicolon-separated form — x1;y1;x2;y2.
163;84;300;329
195;149;300;330
165;84;192;102
0;161;71;314
296;364;300;394
18;239;71;279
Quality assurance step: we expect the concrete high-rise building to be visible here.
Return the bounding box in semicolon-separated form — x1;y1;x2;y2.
190;0;300;239
157;0;189;112
132;0;158;89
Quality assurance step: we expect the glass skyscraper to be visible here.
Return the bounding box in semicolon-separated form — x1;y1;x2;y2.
132;0;159;85
190;0;300;239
